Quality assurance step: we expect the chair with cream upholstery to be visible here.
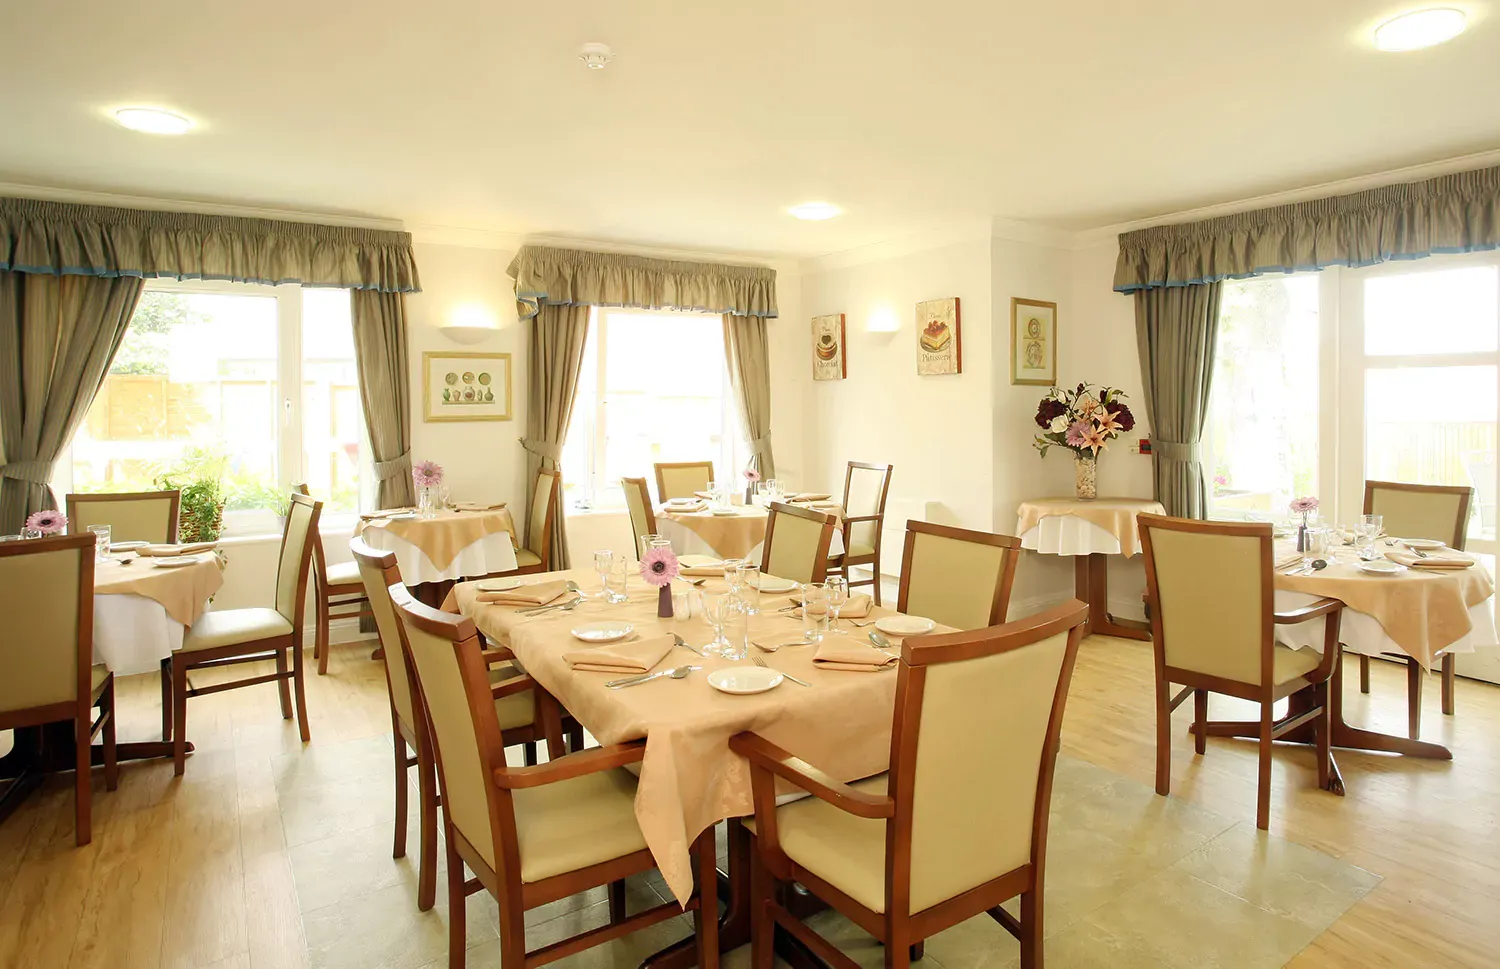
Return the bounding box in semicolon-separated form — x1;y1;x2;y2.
66;489;180;544
1359;480;1474;735
731;601;1088;969
827;462;893;604
170;492;321;775
654;461;715;503
351;537;561;913
0;534;118;846
761;501;836;585
295;484;372;676
622;476;659;558
897;521;1021;630
388;586;719;969
1140;513;1343;830
506;467;560;575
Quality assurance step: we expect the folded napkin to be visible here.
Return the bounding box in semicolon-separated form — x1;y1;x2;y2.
789;493;832;503
1385;551;1475;570
812;641;899;672
679;555;726;577
450;501;506;512
1274;551;1304;571
693;491;717;500
784;592;873;618
475;580;572;606
564;634;675;674
664;500;707;513
136;542;218;557
360;508;413;521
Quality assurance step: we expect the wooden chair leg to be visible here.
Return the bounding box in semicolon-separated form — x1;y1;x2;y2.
74;714;92;847
909;943;925;961
523;741;538;767
316;590;332;676
885;917;912;969
1406;657;1423;740
566;722;584;753
275;648;293;720
159;659;172;742
1193;689;1208;756
293;643;311;743
608;878;627;924
1315;681;1331;792
1154;675;1171;796
103;679;119;792
1358;652;1370;694
446;833;470;969
172;659;189;776
1256;700;1273;831
1441;653;1455;716
416;744;438;912
871;553;883;606
1018;887;1042;969
393;739;409;860
749;844;775;969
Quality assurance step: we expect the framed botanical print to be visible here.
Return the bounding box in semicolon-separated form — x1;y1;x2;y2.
811;313;847;380
422;351;513;422
1010;297;1057;386
916;297;961;375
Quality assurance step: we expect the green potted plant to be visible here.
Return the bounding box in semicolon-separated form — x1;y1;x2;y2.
155;447;228;542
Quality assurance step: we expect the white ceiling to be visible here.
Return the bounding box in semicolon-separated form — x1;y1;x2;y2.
3;1;1498;258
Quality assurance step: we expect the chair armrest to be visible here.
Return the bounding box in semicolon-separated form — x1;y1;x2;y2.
1273;597;1344;624
494;740;645;789
840;514;881;524
481;646;516;665
729;732;893;819
491;674;534;701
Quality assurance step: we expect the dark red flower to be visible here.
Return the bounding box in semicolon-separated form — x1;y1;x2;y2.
1113;404;1136;432
1035;398;1067;428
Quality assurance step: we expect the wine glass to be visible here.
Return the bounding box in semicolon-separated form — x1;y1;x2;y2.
722;558;745;596
706;481;719;508
1359;514;1384;560
720;599;749;661
739;564;762;615
700;592;730;656
593;550;613;599
826;575;849;634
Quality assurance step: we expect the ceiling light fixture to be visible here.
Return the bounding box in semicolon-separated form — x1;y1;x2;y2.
113;107;194;135
578;42;615;70
1373;8;1467;51
788;201;842;221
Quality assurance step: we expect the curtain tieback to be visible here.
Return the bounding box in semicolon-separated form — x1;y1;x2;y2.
750;433;772;452
374;451;412;481
521;438;563;462
1152;440;1202;463
0;460;53;484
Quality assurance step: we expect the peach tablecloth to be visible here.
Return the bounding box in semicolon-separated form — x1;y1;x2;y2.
450;567;940;904
358;509;517;571
1015;497;1164;558
657;503;846;561
94;553;223;627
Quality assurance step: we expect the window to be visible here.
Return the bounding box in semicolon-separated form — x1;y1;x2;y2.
562;307;746;508
66;281;366;535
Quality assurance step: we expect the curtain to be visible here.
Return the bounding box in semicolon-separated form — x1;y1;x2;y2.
0;196;421;293
1115;164;1500;293
722;314;775;478
0;272;144;533
521;303;590;569
351;290;414;509
1134;283;1223;519
507;245;778;321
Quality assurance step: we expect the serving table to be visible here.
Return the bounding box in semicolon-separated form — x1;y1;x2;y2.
1016;496;1161;639
656;501;846;562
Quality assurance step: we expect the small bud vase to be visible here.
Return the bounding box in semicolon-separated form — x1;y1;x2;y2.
657;584;674;618
1074;454;1098;500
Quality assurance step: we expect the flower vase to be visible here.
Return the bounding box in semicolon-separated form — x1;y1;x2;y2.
1297;520;1307;553
1074;454;1098;500
658;584;674;619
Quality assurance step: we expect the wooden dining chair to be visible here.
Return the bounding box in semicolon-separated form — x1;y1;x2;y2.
762;501;836;585
897;521;1021;630
654;461;715;503
350;537;561;912
293;484;372;676
507;467;561;575
0;534;119;846
827;461;893;604
169;492;321;774
66;489;180;544
1139;513;1343;830
622;476;658;558
1358;480;1474;735
388;586;719;969
731;601;1088;969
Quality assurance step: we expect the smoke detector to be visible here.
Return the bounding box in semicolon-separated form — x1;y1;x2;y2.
578;43;615;70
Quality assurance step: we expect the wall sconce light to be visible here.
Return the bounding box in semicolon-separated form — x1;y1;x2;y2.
866;306;900;334
440;304;500;344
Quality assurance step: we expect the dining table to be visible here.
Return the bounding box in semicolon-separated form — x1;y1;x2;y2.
448;565;946;968
357;506;519;584
655;498;847;563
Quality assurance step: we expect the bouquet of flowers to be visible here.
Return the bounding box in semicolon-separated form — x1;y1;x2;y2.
1033;384;1135;459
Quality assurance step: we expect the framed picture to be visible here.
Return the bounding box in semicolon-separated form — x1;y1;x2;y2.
422;351;513;422
1010;298;1057;386
811;313;847;380
916;297;962;375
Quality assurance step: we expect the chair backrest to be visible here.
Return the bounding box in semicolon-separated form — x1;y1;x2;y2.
350;536;418;735
621;477;657;558
654;461;715;503
526;468;561;563
897;521;1020;629
66;490;180;544
887;601;1086;916
1139;513;1273;688
275;492;322;626
389;584;507;874
841;462;892;552
0;534;95;718
1364;480;1472;550
761;501;835;584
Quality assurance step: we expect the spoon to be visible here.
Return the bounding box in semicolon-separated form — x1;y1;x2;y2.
753;635;814;652
606;665;700;689
868;630;896;649
1290;559;1328;576
518;596;582;615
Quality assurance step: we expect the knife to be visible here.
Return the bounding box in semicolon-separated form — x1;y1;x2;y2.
606;665;701;689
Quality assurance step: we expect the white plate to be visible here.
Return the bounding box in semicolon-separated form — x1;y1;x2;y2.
667;497;698;506
111;540;148;552
757;576;800;595
384;512;418;521
708;666;783;695
475;577;522;592
875;616;936;637
1400;538;1447;550
570;621;634;644
710;507;739;517
1359;560;1406;575
152;556;204;568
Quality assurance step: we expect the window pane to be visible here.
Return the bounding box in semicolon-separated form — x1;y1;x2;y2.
72;291;279;521
300;289;361;514
1364;266;1498;356
1206;275;1320;516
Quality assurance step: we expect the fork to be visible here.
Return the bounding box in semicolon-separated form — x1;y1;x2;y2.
752;653;810;687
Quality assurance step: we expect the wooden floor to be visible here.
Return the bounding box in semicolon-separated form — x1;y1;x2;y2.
0;634;1497;968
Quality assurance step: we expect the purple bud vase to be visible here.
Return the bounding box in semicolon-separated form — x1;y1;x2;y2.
658;584;674;618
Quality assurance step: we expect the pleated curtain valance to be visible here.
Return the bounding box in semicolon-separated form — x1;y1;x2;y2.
507;244;778;320
1113;164;1500;293
0;196;421;293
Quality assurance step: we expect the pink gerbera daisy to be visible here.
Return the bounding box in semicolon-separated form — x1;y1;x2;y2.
25;509;68;535
639;545;681;587
412;460;445;489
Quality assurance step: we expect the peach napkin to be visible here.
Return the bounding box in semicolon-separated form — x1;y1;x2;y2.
665;500;708;513
136;541;219;557
790;493;832;503
475;580;572;606
812;641;899;672
360;508;413;521
680;555;726;576
451;501;507;512
1385;550;1475;570
693;491;716;500
564;633;675;674
784;593;872;618
1275;551;1304;571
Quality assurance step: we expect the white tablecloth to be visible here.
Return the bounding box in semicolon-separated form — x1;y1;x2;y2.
359;528;518;584
655;513;846;564
93;593;186;676
1275;590;1498;659
1019;517;1123;556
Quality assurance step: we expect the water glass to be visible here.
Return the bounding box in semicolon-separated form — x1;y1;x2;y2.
700;591;731;655
606;562;630;602
722;558;746;595
88;524;112;560
706;481;719;507
720;599;750;661
1303;526;1332;566
826;575;849;634
738;564;762;615
801;582;831;642
1359;514;1384;560
593;549;614;599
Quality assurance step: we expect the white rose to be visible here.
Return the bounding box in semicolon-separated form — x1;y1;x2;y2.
1049;416;1068;433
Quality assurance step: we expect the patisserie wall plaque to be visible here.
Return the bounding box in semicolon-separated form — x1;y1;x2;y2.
915;297;962;375
422;351;513;422
1010;297;1057;386
811;313;847;380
